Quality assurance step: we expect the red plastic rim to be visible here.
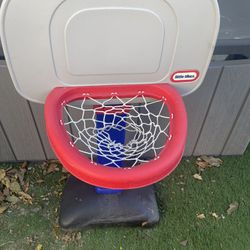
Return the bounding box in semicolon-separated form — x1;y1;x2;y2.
45;84;187;189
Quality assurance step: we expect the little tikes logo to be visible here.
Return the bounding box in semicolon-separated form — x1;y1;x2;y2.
171;70;199;83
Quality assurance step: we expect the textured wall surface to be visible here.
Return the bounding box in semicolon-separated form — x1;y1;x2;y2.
0;59;250;162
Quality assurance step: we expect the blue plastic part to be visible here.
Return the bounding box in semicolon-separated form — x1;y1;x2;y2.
95;187;122;195
95;112;127;194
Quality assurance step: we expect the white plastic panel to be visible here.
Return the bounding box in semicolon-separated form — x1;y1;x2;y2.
64;8;164;76
50;0;177;86
0;0;220;103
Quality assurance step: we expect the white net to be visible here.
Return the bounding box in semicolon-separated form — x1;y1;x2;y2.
63;94;171;168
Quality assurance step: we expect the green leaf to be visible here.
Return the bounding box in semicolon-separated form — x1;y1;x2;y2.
9;181;21;193
6;195;19;204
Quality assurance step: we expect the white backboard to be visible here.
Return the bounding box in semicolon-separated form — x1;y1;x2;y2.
0;0;220;103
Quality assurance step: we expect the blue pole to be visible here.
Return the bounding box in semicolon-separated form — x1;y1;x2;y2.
95;111;126;194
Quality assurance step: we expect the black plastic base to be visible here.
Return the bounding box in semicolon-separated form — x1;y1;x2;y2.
59;176;160;231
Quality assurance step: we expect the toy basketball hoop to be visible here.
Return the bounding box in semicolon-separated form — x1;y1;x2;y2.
45;84;187;189
0;0;220;228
